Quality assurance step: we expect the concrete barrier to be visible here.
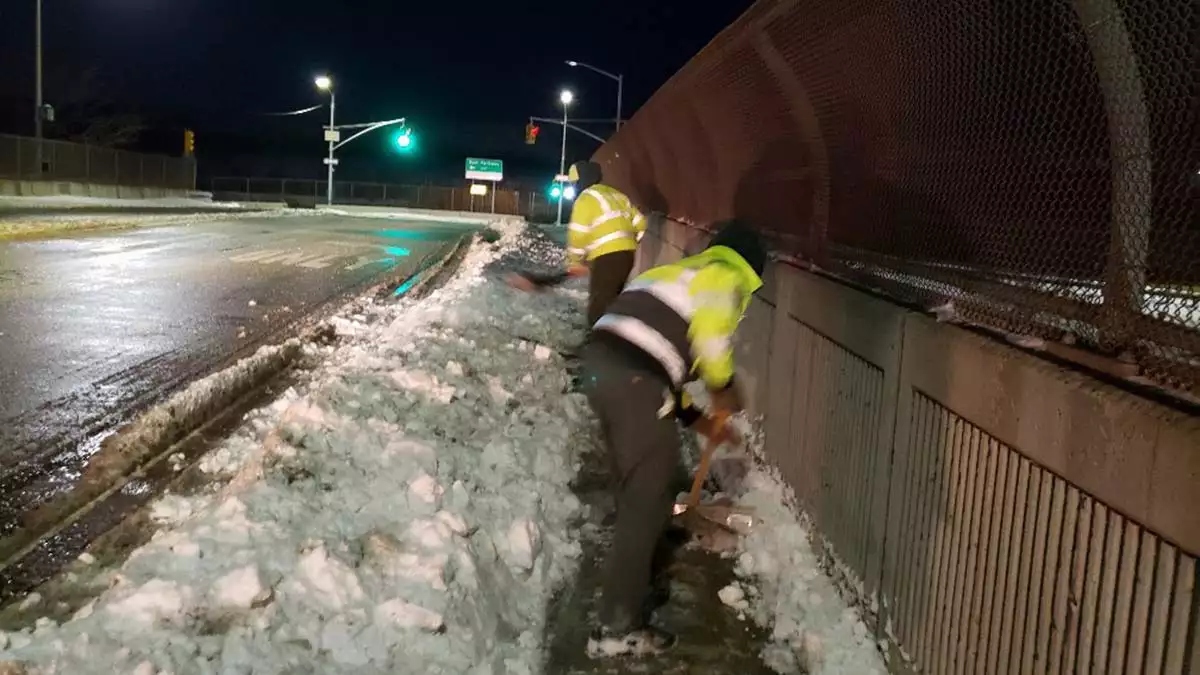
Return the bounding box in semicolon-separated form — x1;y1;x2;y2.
0;179;197;200
637;217;1200;675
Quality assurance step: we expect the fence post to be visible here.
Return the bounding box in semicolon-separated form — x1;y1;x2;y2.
84;144;90;183
139;154;145;186
114;150;120;189
1072;0;1151;354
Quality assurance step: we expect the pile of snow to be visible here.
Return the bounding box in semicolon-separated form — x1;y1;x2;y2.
732;465;887;674
0;219;596;674
319;207;500;226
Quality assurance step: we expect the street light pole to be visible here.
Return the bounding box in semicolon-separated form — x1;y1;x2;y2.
35;0;43;175
316;75;335;205
556;90;573;227
615;74;623;132
565;60;623;135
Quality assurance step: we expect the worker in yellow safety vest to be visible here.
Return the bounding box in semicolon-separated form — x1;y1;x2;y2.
507;160;646;325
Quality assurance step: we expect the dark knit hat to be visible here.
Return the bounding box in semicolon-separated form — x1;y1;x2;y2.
569;161;603;191
708;220;767;276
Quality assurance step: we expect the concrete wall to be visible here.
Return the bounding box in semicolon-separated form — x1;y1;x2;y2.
640;218;1200;674
0;179;198;200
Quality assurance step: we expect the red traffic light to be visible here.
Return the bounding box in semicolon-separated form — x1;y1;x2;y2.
525;123;540;145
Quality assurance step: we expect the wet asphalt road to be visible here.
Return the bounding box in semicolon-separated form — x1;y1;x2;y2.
0;212;481;531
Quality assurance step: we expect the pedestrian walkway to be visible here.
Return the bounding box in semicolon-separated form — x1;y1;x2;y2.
544;445;778;674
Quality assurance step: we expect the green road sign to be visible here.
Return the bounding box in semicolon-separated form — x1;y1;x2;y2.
465;157;503;181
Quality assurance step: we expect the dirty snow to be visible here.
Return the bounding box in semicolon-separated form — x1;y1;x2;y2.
0;220;597;674
732;464;887;674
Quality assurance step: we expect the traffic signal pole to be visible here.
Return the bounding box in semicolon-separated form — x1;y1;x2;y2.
325;90;336;206
556;104;568;227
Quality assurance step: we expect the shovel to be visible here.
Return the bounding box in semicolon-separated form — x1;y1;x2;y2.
673;412;756;537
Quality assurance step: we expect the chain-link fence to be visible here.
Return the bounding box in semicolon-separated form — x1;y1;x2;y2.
0;133;196;190
210;177;561;222
594;0;1198;397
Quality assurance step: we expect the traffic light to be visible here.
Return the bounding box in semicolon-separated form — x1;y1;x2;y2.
183;129;195;157
393;128;415;153
525;122;540;145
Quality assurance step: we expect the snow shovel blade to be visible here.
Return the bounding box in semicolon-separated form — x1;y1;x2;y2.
673;502;757;536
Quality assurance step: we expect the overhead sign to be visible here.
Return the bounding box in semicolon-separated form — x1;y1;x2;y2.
469;183;488;196
465;157;503;182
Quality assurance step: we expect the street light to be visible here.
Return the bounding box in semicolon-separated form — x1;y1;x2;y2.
565;59;623;134
556;89;574;227
315;75;336;205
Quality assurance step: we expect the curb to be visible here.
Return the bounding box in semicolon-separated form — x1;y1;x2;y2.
0;233;475;586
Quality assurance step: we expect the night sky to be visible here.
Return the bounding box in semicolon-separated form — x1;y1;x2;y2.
0;0;753;185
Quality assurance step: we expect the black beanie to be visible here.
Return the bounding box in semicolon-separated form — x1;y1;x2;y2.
571;161;603;191
708;220;767;277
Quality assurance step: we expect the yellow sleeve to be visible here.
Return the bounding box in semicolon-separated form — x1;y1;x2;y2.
565;193;599;264
687;264;743;389
631;207;647;241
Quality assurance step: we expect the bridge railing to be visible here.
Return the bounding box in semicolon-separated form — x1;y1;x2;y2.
593;0;1197;400
604;1;1199;673
0;133;196;190
210;176;559;222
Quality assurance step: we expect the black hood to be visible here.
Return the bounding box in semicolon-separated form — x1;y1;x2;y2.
571;161;603;191
708;220;768;277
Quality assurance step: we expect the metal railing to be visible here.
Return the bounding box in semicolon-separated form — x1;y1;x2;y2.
594;0;1198;398
0;133;196;190
210;177;560;221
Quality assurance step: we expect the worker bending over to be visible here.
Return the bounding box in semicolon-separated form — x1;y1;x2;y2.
578;220;767;657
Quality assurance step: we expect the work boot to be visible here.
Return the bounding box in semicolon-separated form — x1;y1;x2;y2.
586;624;677;658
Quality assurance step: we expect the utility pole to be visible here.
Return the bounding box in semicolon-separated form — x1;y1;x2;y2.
556;90;573;227
35;0;44;175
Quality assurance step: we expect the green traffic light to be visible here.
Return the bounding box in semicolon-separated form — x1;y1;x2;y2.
393;128;415;153
550;185;562;199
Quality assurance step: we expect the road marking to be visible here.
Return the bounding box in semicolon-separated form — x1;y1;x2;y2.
228;246;399;271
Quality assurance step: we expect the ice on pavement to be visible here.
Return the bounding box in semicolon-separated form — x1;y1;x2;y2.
0;220;596;674
733;464;887;674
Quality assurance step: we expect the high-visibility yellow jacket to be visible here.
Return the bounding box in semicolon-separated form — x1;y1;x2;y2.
593;245;763;390
565;184;646;265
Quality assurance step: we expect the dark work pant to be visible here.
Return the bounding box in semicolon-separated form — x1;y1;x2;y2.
587;250;636;327
580;339;681;630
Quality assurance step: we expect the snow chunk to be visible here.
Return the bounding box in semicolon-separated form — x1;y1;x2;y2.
17;592;41;612
718;582;749;611
211;565;268;610
284;545;364;610
533;344;552;361
407;471;444;505
374;599;444;632
506;518;542;571
105;579;192;627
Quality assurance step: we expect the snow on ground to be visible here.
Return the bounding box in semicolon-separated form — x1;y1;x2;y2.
0;208;301;238
730;462;888;675
0;195;241;209
0;221;597;674
319;207;497;226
